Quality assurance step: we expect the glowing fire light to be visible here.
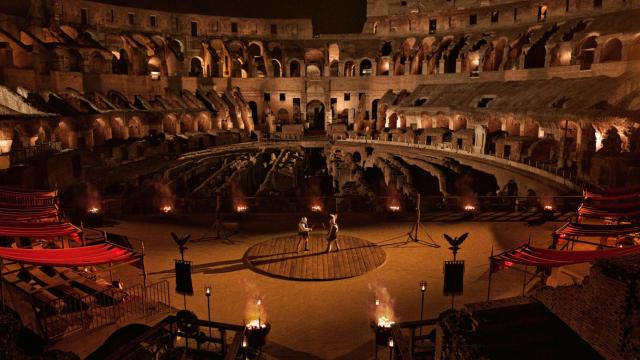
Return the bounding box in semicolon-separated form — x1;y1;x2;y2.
160;205;173;214
464;204;476;211
311;205;323;212
245;319;267;330
236;205;249;213
377;316;395;328
388;205;400;212
87;207;100;214
544;205;554;211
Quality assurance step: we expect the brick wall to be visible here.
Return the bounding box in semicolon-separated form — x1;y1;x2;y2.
534;265;631;359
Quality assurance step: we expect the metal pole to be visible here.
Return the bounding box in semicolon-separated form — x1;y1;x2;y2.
206;294;211;338
414;194;421;241
419;290;425;336
522;265;528;296
141;241;147;314
215;193;221;238
487;246;494;301
81;221;86;247
1;258;4;312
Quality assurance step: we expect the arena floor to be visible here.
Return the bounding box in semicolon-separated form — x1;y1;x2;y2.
60;212;567;359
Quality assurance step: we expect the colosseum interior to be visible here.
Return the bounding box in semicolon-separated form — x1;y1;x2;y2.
0;0;639;359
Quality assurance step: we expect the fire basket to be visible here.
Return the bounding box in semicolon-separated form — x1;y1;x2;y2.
371;318;395;346
245;322;271;349
463;204;477;219
542;205;555;220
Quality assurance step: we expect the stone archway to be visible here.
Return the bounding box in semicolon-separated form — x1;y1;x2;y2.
306;100;325;130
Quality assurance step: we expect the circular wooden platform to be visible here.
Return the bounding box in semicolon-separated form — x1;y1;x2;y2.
244;234;386;281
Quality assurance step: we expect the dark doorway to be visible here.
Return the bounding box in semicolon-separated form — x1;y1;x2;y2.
307;100;325;131
248;101;259;125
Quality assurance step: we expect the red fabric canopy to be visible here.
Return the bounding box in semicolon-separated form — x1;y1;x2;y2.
584;184;640;201
581;199;640;210
0;206;59;222
491;244;640;269
0;187;57;207
555;222;640;237
578;205;640;219
0;243;138;266
0;221;80;240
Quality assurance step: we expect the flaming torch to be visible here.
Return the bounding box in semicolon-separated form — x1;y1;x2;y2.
84;184;103;219
87;206;101;215
463;203;477;218
542;204;555;220
245;296;271;349
311;204;323;213
369;284;396;346
160;204;174;214
235;204;249;213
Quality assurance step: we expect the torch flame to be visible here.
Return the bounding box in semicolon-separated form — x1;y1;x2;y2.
544;205;554;211
311;205;323;212
464;204;476;211
236;205;248;213
369;283;396;328
377;316;395;328
160;205;173;214
88;207;100;214
245;319;267;330
388;205;400;212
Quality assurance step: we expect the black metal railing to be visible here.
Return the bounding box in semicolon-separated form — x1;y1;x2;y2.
38;280;171;341
184;194;583;215
9;142;62;164
104;315;246;360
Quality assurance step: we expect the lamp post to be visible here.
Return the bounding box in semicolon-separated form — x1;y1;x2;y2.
205;285;212;339
419;281;427;336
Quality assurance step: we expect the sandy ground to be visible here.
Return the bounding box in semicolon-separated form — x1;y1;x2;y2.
63;212;564;359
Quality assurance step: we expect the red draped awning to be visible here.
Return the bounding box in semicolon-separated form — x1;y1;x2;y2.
584;184;640;201
0;187;58;207
0;187;57;198
0;243;139;266
577;205;640;219
580;199;640;210
491;244;640;268
555;222;640;237
0;221;80;240
0;206;59;222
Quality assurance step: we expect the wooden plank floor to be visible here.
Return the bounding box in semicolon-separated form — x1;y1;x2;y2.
244;234;386;280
